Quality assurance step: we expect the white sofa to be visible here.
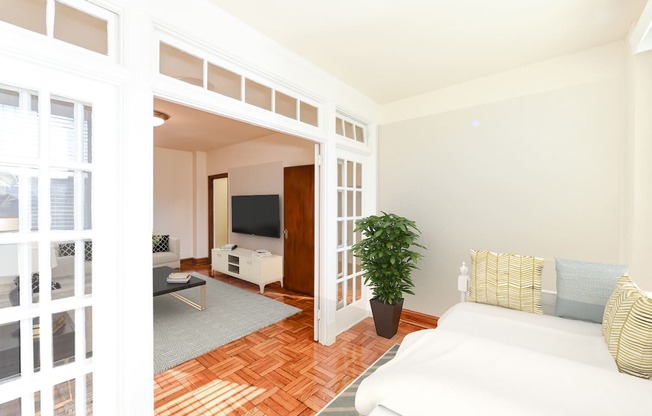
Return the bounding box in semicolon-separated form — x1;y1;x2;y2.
52;236;180;279
153;237;180;269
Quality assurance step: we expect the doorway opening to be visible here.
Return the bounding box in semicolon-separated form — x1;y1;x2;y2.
152;97;320;335
208;173;228;255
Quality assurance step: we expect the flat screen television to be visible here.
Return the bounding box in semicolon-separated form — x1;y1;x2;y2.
231;194;281;238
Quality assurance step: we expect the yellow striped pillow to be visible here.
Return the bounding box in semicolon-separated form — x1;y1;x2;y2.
603;284;643;357
615;296;652;379
602;274;635;338
469;250;543;314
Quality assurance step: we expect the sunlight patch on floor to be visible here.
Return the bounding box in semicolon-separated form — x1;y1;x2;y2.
157;377;267;414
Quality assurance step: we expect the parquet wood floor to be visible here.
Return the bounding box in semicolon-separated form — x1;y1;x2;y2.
153;266;427;416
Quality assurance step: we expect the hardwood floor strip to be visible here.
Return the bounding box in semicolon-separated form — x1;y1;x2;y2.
154;266;422;415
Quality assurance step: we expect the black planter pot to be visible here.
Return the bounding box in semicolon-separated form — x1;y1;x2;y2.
370;298;404;339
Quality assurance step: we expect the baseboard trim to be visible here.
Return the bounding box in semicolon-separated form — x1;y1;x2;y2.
401;308;438;329
194;257;210;266
180;257;210;268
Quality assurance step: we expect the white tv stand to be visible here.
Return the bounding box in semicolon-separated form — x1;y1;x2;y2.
211;247;283;293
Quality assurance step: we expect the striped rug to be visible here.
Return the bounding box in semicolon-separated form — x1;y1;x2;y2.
317;344;400;415
154;273;301;374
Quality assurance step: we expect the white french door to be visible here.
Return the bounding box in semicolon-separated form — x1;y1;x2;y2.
333;150;373;335
0;56;120;416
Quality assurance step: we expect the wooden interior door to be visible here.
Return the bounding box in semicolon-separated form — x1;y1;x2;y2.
283;165;314;296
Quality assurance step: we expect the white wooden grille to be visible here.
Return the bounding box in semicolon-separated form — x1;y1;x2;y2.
335;115;367;144
335;158;364;310
0;84;94;416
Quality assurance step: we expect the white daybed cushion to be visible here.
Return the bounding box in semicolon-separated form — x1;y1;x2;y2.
355;327;652;416
437;302;616;370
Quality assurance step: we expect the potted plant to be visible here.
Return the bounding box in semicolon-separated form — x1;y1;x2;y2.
352;212;425;338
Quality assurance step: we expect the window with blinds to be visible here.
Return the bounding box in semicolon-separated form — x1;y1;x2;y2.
0;90;92;232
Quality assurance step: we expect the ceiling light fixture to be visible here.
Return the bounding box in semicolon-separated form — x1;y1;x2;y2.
153;110;170;127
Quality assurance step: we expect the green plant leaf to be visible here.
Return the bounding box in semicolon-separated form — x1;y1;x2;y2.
350;212;426;303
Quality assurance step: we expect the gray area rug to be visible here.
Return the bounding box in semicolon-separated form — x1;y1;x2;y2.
317;344;399;415
154;273;301;374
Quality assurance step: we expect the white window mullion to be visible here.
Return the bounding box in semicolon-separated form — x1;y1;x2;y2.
74;169;83;232
106;12;117;60
19;377;36;416
75;372;87;416
38;91;51;234
17;168;31;235
14;93;37;409
38;90;54;416
74;103;84;163
18;245;34;388
38;91;52;305
203;59;208;90
45;0;55;38
72;106;87;408
74;307;87;412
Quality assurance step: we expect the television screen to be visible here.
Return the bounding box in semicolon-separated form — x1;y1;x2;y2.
231;194;281;238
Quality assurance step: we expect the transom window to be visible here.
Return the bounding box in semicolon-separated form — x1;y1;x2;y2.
335;115;367;144
0;0;118;58
158;41;320;127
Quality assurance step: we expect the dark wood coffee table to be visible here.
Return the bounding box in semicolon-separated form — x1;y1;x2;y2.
0;311;76;381
153;267;206;311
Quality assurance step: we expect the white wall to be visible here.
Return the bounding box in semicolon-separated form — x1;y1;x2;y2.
207;134;314;256
228;161;285;255
193;151;209;258
206;133;314;174
379;42;630;317
153;147;194;258
206;133;314;257
628;49;652;281
154;133;314;260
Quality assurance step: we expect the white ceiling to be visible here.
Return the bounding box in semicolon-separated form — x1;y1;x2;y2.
208;0;646;104
156;1;646;152
153;98;279;152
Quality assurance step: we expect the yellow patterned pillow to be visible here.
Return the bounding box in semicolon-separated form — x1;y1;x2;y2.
469;250;543;314
603;283;643;357
615;295;652;379
602;274;635;339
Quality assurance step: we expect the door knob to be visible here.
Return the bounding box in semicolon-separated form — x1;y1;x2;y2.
283;229;288;239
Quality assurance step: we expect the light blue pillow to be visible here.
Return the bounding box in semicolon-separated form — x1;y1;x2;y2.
555;258;628;323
